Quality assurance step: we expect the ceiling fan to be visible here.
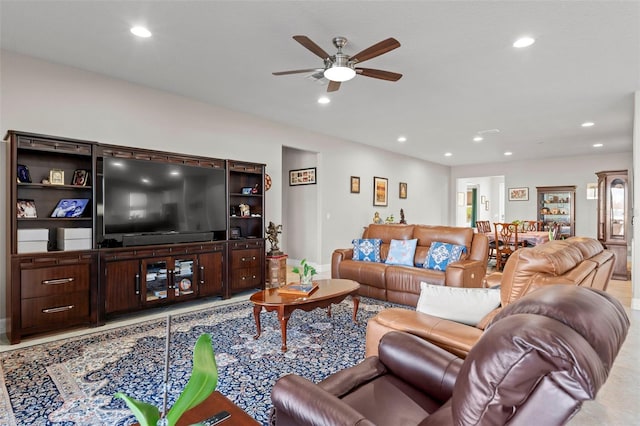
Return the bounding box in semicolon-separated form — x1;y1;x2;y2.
273;35;402;92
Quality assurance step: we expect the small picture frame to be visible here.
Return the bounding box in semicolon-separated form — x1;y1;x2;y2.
241;187;253;195
72;169;89;186
373;176;388;207
289;167;317;186
399;182;407;199
230;227;241;239
51;198;89;218
17;164;32;183
350;176;360;193
49;169;65;185
508;187;529;201
17;199;37;218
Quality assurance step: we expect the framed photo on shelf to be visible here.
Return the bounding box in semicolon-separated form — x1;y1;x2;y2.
373;176;388;206
399;182;407;199
289;167;317;186
230;227;241;239
72;169;89;186
241;187;253;195
51;198;89;218
350;176;360;193
508;187;529;201
49;169;65;185
17;199;37;218
17;164;32;183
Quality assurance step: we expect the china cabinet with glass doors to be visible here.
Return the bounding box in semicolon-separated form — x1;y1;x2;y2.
596;170;630;280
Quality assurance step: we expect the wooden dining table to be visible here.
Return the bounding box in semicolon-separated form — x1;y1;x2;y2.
484;230;549;246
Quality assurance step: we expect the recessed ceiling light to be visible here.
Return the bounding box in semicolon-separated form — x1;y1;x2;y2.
473;136;483;142
170;170;180;176
513;36;535;48
317;96;330;104
141;178;150;183
444;152;452;157
504;151;513;156
397;136;407;143
112;161;123;167
593;143;604;148
581;122;595;127
130;26;152;38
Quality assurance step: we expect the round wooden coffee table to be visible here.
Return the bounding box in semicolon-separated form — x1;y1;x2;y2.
250;278;360;352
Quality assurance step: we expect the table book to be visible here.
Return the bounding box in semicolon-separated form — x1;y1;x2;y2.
277;283;319;296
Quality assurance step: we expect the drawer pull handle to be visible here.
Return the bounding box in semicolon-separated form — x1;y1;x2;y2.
200;265;205;285
43;305;74;314
42;277;75;285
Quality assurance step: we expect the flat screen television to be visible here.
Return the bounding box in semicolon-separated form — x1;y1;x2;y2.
100;157;226;245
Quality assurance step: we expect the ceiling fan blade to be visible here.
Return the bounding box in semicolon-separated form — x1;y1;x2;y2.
273;68;324;76
356;68;403;81
351;38;401;63
293;35;331;60
327;80;341;92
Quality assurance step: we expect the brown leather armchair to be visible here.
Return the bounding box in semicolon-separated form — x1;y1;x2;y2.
270;285;629;426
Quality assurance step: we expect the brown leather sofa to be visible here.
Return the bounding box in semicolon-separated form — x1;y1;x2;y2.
365;236;615;358
271;285;630;426
331;224;489;305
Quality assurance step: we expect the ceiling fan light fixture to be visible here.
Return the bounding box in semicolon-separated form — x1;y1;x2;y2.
324;65;356;82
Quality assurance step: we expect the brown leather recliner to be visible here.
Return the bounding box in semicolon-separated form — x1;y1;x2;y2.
270;285;629;426
365;236;615;358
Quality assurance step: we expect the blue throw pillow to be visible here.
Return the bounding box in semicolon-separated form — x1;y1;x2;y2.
385;239;418;266
352;238;382;262
425;242;467;271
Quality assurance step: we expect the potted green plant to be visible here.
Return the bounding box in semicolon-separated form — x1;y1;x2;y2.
115;333;218;426
292;258;317;286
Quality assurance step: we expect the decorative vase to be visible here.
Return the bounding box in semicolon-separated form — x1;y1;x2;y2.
300;274;314;286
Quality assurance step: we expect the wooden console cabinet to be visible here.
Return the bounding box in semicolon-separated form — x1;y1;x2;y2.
5;130;265;343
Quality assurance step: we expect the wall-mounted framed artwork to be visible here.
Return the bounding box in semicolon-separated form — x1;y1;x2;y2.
508;187;529;201
350;176;360;193
399;182;407;199
289;167;317;186
373;176;388;206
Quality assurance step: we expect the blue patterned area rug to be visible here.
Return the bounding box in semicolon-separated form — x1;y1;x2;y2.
0;297;400;425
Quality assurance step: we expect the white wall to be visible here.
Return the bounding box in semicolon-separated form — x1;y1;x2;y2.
451;153;633;238
0;51;452;330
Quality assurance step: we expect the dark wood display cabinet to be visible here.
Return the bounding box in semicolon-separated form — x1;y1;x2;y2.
100;242;226;319
536;186;576;238
596;170;630;280
6;131;265;343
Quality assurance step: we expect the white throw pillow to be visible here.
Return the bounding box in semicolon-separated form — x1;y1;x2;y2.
416;282;501;326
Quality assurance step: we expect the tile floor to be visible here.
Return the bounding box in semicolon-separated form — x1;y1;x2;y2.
1;274;636;425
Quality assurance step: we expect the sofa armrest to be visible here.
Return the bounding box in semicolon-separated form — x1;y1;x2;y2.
378;331;463;403
366;308;483;359
445;259;486;288
319;356;387;397
271;374;375;426
332;248;353;278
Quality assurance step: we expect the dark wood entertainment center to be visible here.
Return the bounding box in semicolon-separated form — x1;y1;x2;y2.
5;130;266;343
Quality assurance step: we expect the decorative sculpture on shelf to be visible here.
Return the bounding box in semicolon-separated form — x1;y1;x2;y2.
239;203;250;217
266;221;283;256
372;212;383;224
400;209;406;224
385;214;395;223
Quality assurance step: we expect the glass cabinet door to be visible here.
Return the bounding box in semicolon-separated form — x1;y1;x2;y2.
144;260;169;302
173;258;195;298
609;178;626;240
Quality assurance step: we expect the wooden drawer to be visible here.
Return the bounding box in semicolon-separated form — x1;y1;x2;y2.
21;264;90;298
21;292;90;329
229;240;264;250
231;268;262;288
231;249;261;269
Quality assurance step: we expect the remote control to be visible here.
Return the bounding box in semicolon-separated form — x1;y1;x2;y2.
207;410;231;425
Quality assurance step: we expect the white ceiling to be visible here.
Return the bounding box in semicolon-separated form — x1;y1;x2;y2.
1;1;639;166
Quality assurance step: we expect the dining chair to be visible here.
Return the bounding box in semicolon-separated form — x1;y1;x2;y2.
549;222;562;240
494;222;519;271
475;221;494;262
522;220;542;232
